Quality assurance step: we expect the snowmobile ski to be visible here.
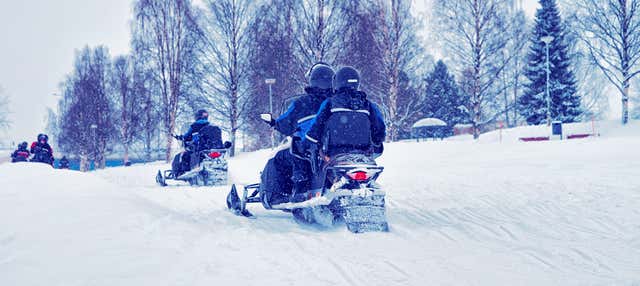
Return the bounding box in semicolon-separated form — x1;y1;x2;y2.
226;184;255;218
155;170;167;187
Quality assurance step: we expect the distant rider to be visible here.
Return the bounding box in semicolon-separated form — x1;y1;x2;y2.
30;134;54;165
59;156;70;169
11;142;30;162
174;109;223;174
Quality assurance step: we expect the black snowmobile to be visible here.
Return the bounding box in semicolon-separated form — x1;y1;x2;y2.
30;147;54;166
156;132;232;187
226;114;388;233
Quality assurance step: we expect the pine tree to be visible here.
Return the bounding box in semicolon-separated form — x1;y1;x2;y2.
519;0;581;125
423;60;469;128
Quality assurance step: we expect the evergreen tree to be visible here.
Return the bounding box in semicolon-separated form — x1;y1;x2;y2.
519;0;581;125
423;60;469;128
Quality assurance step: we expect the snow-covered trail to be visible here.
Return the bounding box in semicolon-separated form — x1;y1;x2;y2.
1;125;640;285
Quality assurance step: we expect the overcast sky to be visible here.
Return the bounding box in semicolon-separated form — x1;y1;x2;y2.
0;0;540;146
0;0;132;144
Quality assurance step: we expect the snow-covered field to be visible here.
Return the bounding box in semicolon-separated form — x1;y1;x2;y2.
0;150;10;164
1;121;640;285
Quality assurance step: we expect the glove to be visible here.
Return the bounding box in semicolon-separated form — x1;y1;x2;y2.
373;143;383;155
301;138;318;155
260;114;276;127
265;118;275;127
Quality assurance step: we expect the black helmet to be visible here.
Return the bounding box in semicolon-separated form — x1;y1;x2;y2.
307;62;335;90
195;109;209;121
333;66;360;91
37;134;48;143
19;141;28;149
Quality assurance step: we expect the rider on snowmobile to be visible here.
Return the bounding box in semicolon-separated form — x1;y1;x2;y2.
260;62;335;207
174;109;224;175
59;156;70;169
11;141;30;162
302;66;386;159
30;134;54;165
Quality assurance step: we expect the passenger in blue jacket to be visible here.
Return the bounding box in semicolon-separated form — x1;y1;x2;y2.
303;66;386;157
260;63;335;207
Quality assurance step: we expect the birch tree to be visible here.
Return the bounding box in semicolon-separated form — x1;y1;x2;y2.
59;46;116;171
195;0;252;157
134;0;198;161
294;0;341;67
111;55;142;164
575;0;640;124
434;0;514;138
371;0;427;141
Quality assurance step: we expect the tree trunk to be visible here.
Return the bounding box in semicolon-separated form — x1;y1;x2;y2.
145;132;152;162
80;153;89;172
122;107;129;164
165;111;176;162
123;144;129;165
473;103;481;139
622;82;629;124
388;77;399;142
165;131;173;163
513;59;520;126
98;154;106;169
229;129;237;157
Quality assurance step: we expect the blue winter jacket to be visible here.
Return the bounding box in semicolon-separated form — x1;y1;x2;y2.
183;119;210;140
274;87;330;138
304;89;385;156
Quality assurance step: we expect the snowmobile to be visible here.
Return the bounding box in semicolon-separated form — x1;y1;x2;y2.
156;135;232;187
226;114;389;233
30;147;54;166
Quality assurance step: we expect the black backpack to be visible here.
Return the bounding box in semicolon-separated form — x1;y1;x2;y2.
196;125;223;151
322;104;372;154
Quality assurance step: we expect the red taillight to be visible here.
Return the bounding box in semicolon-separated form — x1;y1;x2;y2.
208;151;221;159
348;171;369;181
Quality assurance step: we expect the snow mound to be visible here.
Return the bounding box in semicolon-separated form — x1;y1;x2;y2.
412;117;447;127
449;119;640;143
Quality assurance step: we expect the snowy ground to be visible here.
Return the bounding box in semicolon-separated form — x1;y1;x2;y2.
0;150;10;164
1;121;640;285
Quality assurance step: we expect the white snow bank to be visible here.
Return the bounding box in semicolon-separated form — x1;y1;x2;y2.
0;150;10;164
1;126;640;285
449;119;640;143
412;117;447;127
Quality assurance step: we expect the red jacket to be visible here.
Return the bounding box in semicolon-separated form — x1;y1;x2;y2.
31;141;53;156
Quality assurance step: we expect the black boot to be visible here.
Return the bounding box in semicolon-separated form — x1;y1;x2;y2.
290;178;310;203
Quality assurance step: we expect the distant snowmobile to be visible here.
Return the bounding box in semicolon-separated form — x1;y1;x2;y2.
30;147;54;166
156;134;232;187
11;142;30;163
226;114;388;233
